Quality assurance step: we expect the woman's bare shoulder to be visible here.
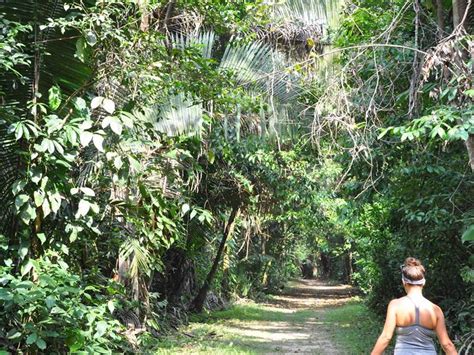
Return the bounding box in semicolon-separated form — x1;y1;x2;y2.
428;301;443;314
387;297;406;307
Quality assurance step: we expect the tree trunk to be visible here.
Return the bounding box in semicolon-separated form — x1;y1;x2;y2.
452;0;469;28
452;0;474;171
190;205;241;312
164;0;177;29
138;0;150;32
345;252;353;284
433;0;445;39
466;135;474;171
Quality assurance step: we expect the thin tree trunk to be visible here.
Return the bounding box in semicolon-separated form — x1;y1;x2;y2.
433;0;445;39
453;0;461;27
452;0;469;29
466;135;474;171
138;0;150;32
190;205;241;312
164;0;177;29
452;0;474;171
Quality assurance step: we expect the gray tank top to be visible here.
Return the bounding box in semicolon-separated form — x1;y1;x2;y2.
394;297;437;355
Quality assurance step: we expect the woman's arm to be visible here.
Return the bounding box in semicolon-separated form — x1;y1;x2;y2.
434;306;457;355
371;300;397;355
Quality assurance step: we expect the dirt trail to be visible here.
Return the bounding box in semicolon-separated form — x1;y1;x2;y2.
230;279;357;354
166;279;358;354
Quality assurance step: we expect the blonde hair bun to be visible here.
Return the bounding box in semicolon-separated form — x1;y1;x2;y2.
402;257;425;282
404;257;421;267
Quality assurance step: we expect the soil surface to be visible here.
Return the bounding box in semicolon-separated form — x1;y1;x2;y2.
163;279;359;354
234;279;357;354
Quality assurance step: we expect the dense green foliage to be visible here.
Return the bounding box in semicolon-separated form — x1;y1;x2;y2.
0;0;472;353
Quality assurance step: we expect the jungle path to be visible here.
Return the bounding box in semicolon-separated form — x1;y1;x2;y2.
160;279;360;354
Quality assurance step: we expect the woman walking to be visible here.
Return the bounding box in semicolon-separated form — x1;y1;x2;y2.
371;257;457;355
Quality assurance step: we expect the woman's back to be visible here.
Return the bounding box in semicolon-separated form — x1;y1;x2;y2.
393;296;437;355
395;296;437;328
370;257;457;355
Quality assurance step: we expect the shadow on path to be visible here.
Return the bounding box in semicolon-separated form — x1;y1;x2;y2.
164;279;358;354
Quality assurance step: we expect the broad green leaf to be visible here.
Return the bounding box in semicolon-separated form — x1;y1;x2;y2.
128;156;141;173
4;259;13;267
48;86;61;110
47;139;55;154
15;123;23;140
20;203;37;224
33;191;44;207
45;295;56;309
15;194;30;210
69;229;78;242
107;300;115;314
7;123;16;134
94;321;107;338
120;112;134;128
80;131;93;147
75;37;86;62
91;96;103;109
0;289;13;301
109;117;122;135
102;98;115;114
21;259;34;276
74;97;87;111
36;338;47;350
61;244;69;255
26;333;38;345
90;203;100;214
42;198;52;218
101;116;112;128
12;180;27;195
85;31;97;46
31;170;43;185
77;200;91;218
462;225;474;243
40;176;49;190
53;141;64;155
49;194;61;214
114;156;123;169
431;126;445;139
377;127;393;140
93;134;104;152
181;203;190;215
7;331;22;340
37;233;46;245
80;187;95;197
464;89;474;98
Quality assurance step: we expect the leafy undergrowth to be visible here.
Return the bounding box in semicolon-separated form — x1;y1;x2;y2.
323;298;386;354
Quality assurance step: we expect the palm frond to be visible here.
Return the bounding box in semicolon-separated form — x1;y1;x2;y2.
140;94;203;137
220;39;303;104
0;126;17;235
0;0;92;235
120;238;152;279
171;31;216;59
220;40;274;85
272;0;342;35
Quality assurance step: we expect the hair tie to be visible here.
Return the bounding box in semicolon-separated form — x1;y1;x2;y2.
402;276;425;285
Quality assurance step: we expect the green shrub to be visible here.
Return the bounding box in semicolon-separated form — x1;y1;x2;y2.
0;254;126;353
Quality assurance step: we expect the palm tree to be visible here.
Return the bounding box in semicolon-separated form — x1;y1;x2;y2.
0;0;92;239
